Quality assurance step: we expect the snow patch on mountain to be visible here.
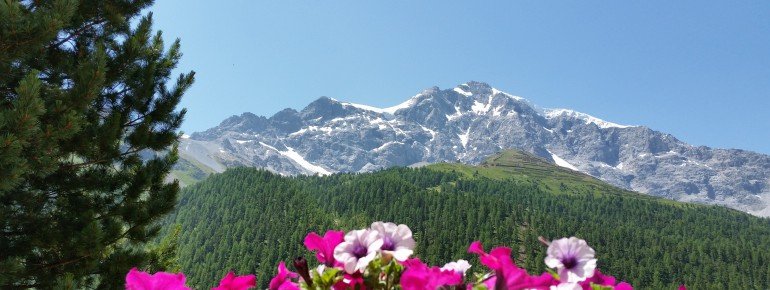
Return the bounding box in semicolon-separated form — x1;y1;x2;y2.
446;106;464;121
544;109;634;129
341;102;385;113
458;128;470;148
472;96;493;114
453;87;473;97
420;125;437;141
382;94;420;114
289;126;333;136
280;146;331;176
341;93;421;115
491;88;524;101
374;141;403;152
547;149;579;171
259;142;331;175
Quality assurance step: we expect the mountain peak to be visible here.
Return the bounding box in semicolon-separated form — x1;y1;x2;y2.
300;96;350;122
313;96;340;104
463;81;492;90
451;81;492;97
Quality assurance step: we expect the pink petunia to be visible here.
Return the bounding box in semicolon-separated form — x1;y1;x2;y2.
576;270;634;290
468;241;557;290
269;262;300;290
333;272;366;290
578;270;614;289
399;258;463;290
401;258;426;268
125;268;190;290
212;271;256;290
304;230;345;267
615;282;634;290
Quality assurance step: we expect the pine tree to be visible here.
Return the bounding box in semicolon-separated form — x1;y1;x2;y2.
0;0;193;288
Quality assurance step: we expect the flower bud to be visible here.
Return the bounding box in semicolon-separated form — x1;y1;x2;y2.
293;256;313;287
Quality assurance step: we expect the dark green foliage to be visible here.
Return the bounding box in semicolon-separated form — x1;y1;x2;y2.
0;0;193;288
146;224;183;273
170;167;770;290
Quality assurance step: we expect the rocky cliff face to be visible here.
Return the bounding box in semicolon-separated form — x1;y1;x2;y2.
179;81;770;216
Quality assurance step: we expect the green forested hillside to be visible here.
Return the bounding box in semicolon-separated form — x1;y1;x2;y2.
167;151;770;289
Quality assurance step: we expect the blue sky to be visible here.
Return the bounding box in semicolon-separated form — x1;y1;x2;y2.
150;1;770;154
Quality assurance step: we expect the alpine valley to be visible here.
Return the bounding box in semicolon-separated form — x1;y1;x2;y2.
174;81;770;216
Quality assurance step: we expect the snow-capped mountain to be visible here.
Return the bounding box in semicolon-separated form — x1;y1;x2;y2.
179;81;770;216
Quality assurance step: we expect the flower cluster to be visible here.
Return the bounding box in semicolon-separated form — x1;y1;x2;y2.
277;222;635;290
125;268;255;290
124;222;643;290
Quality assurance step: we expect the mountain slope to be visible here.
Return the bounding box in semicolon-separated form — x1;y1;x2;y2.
167;151;770;289
435;150;629;191
175;81;770;215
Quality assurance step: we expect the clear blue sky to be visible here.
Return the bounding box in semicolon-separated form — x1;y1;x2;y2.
149;1;770;154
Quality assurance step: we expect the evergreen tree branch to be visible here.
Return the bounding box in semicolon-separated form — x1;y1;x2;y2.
60;148;143;169
49;19;105;49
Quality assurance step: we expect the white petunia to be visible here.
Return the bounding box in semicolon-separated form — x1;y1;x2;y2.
440;259;472;275
333;229;383;274
370;221;416;261
550;282;582;290
315;264;326;276
544;237;597;282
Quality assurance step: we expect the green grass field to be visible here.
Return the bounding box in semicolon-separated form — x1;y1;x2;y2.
428;150;693;207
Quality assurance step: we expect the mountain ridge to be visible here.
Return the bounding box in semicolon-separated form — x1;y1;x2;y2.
176;81;770;216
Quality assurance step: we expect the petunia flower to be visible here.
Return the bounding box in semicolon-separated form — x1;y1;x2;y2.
400;258;463;290
314;264;327;276
468;241;556;289
333;272;366;290
577;270;633;289
440;259;472;275
544;237;597;283
125;268;190;290
370;222;416;261
551;282;581;290
304;230;345;267
269;262;300;290
334;229;383;274
402;258;425;268
212;272;256;290
468;241;508;270
615;282;634;290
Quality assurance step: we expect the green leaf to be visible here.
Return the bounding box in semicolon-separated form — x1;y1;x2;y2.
590;283;614;290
